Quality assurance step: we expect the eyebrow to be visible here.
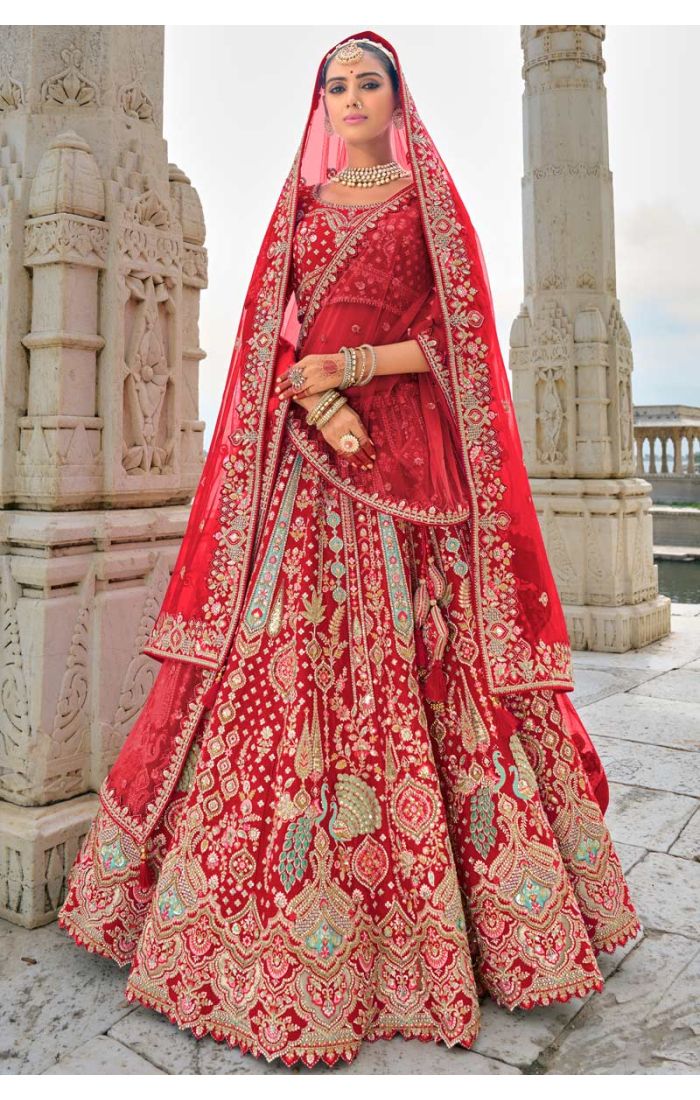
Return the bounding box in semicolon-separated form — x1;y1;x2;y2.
325;70;384;85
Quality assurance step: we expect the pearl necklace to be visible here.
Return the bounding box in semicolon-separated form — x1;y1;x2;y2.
335;160;410;189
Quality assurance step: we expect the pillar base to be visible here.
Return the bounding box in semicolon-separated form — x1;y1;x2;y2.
564;593;672;652
0;794;98;928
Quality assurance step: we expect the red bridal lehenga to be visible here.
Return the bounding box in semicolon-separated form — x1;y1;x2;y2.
57;30;643;1068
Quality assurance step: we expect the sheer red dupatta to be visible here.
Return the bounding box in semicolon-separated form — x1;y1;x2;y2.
140;28;575;698
131;29;607;814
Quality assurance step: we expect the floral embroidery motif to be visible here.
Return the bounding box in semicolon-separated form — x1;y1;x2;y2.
242;451;303;637
376;512;414;640
59;445;642;1065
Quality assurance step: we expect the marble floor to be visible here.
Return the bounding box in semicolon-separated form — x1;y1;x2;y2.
2;603;699;1075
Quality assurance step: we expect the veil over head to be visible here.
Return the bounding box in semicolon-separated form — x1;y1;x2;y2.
140;29;576;700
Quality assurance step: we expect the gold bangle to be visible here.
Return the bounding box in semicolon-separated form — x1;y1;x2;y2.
306;389;340;425
315;393;348;428
355;345;368;385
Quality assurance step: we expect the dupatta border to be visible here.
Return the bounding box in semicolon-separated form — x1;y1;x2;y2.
140;148;302;671
401;77;575;695
99;665;218;843
285;414;472;526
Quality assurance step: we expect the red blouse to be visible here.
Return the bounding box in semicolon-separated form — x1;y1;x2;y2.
274;180;472;525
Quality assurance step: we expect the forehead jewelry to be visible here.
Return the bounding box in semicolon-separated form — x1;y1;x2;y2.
334;40;364;64
324;37;397;68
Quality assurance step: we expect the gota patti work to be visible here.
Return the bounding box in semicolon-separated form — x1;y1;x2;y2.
57;29;643;1069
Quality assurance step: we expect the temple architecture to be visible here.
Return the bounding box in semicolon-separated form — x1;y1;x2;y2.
0;26;207;926
510;26;671;653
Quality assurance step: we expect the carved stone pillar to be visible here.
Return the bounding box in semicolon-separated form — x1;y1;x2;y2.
0;26;207;926
510;26;671;652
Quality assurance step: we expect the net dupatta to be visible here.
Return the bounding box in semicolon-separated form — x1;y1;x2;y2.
140;29;576;699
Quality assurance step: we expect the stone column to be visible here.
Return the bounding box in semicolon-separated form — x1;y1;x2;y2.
0;26;208;926
510;26;671;652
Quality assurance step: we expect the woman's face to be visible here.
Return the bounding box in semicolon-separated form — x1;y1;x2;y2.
322;54;397;146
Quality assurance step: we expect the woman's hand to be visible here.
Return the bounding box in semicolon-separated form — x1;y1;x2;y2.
275;352;345;400
316;402;377;471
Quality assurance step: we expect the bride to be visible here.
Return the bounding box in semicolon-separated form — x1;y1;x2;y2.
58;29;643;1068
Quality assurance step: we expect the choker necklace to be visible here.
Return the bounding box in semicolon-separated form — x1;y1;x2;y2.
335;160;411;189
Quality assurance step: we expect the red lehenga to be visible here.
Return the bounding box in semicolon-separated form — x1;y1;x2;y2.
57;29;642;1069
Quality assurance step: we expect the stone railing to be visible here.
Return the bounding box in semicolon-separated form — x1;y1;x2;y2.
634;405;700;505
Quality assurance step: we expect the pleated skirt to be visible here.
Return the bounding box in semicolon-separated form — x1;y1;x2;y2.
58;429;643;1068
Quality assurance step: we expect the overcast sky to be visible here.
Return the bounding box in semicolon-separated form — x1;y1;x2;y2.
162;25;700;450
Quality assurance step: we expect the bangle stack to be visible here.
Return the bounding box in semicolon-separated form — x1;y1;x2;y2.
306;388;348;429
304;343;378;433
337;343;378;389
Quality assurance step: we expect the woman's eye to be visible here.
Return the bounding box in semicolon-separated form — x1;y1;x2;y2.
329;82;380;94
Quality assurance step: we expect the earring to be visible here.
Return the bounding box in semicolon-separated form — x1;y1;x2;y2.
324;114;333;134
392;107;404;128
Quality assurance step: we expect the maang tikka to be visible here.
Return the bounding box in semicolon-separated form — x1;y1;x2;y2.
322;38;404;132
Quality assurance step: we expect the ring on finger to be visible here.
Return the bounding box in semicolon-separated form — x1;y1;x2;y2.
289;365;306;392
339;431;361;453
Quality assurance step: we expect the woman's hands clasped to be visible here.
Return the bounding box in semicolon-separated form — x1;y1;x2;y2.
274;353;377;471
275;352;345;400
317;403;377;471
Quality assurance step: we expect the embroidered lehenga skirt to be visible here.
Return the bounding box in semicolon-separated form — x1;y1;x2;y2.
58;428;642;1067
57;182;642;1068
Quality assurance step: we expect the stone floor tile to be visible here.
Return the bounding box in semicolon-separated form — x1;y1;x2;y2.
42;1035;164;1074
0;918;132;1074
540;931;699;1073
612;841;649;874
577;692;700;752
332;1037;520;1074
625;851;700;938
668;604;700;618
563;666;661;708
470;992;599;1066
628;668;700;706
452;938;639;1068
669;807;700;860
594;736;700;798
605;782;698;851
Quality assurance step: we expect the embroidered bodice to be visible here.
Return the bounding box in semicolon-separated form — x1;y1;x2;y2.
277;178;472;526
292;181;434;340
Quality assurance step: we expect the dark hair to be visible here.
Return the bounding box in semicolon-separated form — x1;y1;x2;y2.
320;40;399;95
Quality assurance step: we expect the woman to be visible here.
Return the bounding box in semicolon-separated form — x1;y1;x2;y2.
57;30;643;1068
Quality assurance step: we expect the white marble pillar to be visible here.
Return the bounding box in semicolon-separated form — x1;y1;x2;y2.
0;26;208;926
510;26;671;652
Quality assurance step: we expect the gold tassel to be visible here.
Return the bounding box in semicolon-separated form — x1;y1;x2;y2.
427;556;447;602
138;842;153;889
428;598;450;662
413;576;430;627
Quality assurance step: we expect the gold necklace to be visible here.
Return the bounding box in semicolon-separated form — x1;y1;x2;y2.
335;160;410;189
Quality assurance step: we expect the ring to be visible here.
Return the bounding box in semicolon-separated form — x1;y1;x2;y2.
289;365;306;391
339;431;361;453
